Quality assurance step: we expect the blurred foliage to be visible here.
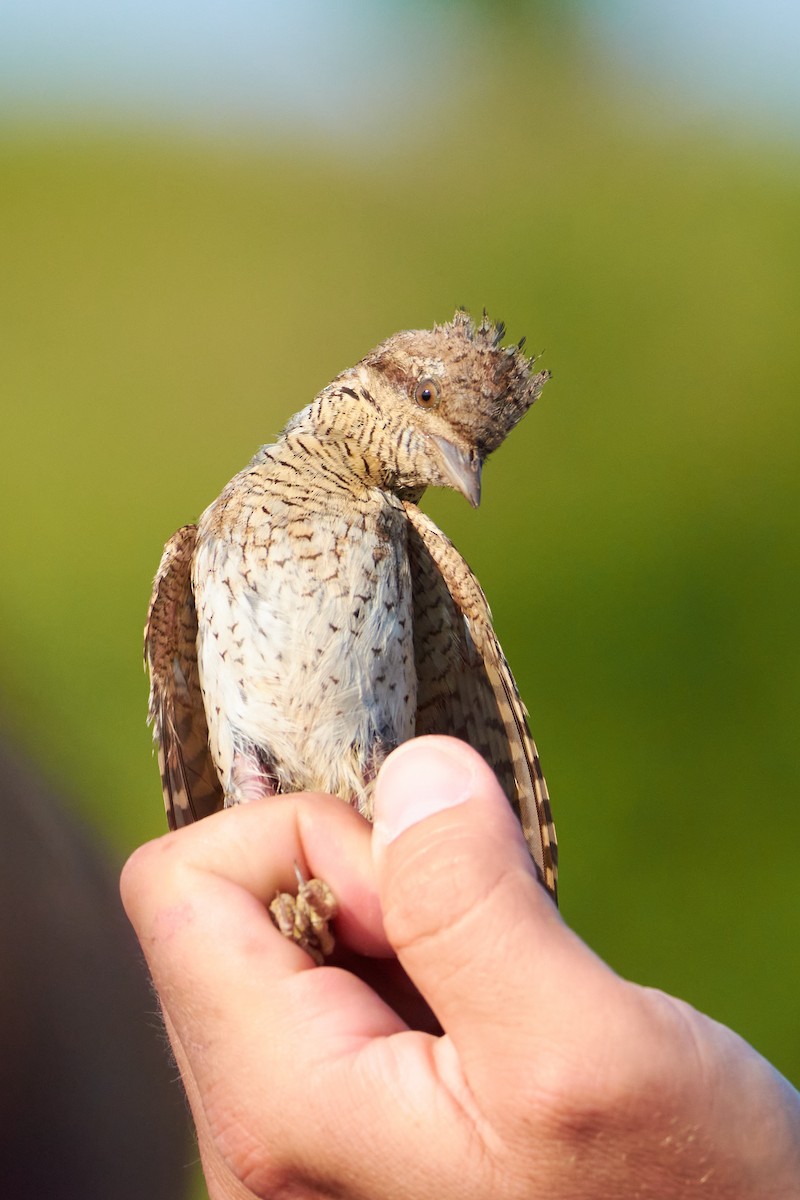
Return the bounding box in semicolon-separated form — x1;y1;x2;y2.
1;20;799;1112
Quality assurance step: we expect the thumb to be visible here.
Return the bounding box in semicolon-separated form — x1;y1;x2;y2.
372;736;566;1060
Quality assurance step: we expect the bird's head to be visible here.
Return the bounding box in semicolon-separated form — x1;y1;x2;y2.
347;309;549;506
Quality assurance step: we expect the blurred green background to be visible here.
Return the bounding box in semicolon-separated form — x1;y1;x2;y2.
2;0;798;1146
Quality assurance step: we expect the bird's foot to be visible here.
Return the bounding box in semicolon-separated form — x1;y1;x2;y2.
268;865;338;965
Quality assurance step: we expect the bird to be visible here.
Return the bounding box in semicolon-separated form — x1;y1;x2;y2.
145;309;558;960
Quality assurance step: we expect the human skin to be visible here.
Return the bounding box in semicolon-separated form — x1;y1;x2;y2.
121;737;800;1199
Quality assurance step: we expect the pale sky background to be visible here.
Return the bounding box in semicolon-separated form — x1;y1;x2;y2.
1;0;799;140
590;0;800;134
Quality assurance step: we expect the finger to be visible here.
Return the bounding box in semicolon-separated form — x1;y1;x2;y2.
125;791;389;955
372;737;624;1097
121;794;474;1197
121;796;401;1089
304;790;440;1032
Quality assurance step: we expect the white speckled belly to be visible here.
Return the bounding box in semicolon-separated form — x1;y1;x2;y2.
193;488;416;816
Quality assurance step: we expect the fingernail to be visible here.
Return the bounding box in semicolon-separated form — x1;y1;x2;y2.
373;739;474;845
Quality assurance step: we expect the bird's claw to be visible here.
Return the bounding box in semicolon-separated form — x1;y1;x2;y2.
268;869;338;965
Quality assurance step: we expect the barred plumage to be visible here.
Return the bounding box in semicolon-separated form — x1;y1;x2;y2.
145;310;558;919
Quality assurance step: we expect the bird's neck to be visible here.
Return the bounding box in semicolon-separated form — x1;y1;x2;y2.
278;379;423;502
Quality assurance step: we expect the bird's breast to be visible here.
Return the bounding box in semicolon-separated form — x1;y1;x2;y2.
193;489;417;810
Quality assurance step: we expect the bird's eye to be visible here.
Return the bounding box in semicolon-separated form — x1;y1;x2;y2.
413;377;441;409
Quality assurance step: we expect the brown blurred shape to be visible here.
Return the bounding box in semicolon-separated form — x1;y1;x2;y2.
0;735;191;1200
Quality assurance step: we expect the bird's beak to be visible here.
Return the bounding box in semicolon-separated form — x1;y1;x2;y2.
431;436;483;508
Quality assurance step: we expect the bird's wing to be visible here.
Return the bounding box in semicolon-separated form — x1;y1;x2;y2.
144;524;224;829
403;501;558;902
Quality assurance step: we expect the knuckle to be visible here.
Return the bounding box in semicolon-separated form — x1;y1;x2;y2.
119;835;169;905
538;987;683;1144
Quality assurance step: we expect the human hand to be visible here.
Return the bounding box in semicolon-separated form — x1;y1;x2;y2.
121;736;800;1199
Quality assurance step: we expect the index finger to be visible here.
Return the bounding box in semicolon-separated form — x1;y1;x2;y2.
121;794;401;1062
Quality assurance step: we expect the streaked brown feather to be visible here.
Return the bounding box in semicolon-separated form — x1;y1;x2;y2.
144;311;557;927
404;501;558;902
144;524;223;829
